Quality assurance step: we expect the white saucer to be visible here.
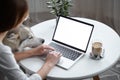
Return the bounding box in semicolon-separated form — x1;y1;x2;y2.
90;49;105;60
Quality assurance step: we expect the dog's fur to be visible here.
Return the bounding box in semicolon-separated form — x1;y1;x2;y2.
3;24;44;52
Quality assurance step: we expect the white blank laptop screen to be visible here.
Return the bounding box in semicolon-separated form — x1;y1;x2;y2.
53;16;94;52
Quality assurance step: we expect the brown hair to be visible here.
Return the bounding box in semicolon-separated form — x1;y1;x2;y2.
0;0;28;33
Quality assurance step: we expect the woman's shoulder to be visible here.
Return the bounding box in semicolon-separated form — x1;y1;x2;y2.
0;43;12;54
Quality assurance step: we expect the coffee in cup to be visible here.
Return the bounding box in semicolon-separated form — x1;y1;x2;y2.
92;42;102;56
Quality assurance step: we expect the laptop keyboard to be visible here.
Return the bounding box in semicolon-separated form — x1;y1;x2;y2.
49;42;82;61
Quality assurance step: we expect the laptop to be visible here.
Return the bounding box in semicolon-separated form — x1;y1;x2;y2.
44;16;94;70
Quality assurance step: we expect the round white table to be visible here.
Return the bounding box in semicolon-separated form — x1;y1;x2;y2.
19;18;120;80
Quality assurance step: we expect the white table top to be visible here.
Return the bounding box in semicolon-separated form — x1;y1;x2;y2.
19;18;120;80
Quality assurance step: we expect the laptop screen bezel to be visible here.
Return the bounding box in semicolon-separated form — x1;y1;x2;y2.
52;16;94;53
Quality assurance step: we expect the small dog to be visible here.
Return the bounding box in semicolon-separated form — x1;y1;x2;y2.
3;24;44;52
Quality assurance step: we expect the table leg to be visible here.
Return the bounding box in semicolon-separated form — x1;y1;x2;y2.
93;75;100;80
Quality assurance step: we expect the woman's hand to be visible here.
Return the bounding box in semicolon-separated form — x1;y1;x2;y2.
45;51;61;67
37;51;61;79
32;44;55;56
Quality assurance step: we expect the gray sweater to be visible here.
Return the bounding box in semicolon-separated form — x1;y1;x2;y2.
0;43;42;80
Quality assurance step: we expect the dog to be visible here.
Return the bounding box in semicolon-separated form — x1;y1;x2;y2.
3;24;45;52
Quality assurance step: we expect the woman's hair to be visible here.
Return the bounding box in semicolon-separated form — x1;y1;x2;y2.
0;0;28;33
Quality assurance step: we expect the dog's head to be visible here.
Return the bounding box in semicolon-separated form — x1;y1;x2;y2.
3;30;21;52
18;35;44;52
3;24;44;52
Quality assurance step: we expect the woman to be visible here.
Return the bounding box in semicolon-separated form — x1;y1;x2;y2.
0;0;61;80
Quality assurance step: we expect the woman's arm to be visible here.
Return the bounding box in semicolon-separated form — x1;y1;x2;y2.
14;44;61;79
0;44;61;80
14;47;61;79
14;48;36;61
14;45;54;61
37;51;61;79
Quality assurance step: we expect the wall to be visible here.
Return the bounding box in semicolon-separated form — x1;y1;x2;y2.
27;0;49;13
